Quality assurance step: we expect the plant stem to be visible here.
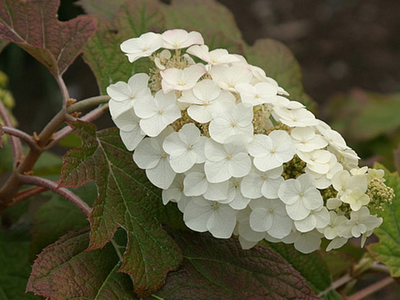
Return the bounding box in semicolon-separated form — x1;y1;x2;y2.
13;186;47;204
18;175;91;217
1;126;40;150
0;76;72;210
345;276;394;300
0;98;22;165
50;103;109;148
66;95;110;114
319;273;353;296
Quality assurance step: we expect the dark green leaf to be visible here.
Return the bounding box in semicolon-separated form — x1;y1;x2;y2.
151;230;321;300
27;228;138;300
244;39;316;112
0;229;41;299
0;0;96;76
59;120;183;297
367;164;400;276
82;0;166;94
266;242;331;294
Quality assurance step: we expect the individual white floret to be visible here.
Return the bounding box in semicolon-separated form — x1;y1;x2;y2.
290;127;328;153
183;165;230;201
337;207;383;239
318;211;349;240
209;102;254;143
204;135;252;183
249;198;293;239
249;66;289;95
297;150;333;175
111;108;145;151
272;103;319;127
305;154;343;189
236;81;279;106
161;29;204;49
133;127;176;189
341;188;370;211
241;165;284;199
178;79;235;123
248;130;296;172
293;206;330;233
134;90;181;137
183;196;237;238
282;229;323;254
161;63;206;93
186;44;240;65
163;123;206;173
154;50;172;70
208;64;253;92
107;73;152;118
331;170;368;197
120;32;163;63
316;120;347;151
278;174;323;221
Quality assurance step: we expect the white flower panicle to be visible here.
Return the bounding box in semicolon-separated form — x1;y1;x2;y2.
108;29;394;254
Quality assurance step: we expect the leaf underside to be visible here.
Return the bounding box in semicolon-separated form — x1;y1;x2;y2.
27;228;138;300
0;0;97;76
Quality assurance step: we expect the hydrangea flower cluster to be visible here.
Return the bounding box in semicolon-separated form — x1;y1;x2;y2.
107;29;394;254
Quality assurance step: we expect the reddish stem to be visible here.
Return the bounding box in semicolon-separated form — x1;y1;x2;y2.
0;99;23;164
18;175;91;217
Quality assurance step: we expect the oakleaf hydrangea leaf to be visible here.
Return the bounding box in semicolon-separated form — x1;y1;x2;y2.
152;230;321;300
59;120;182;297
244;39;316;112
82;0;166;94
0;0;96;76
27;228;138;300
367;164;400;276
266;242;331;295
0;229;41;300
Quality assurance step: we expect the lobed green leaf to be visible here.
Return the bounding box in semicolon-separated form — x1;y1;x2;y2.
59;120;183;297
27;228;138;300
367;163;400;276
150;230;322;300
265;242;331;295
0;0;96;76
